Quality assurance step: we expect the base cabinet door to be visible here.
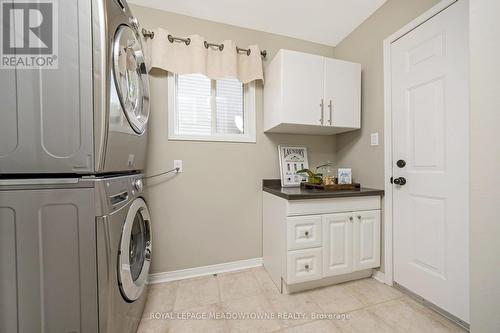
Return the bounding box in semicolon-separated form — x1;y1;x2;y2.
323;213;353;277
353;210;381;270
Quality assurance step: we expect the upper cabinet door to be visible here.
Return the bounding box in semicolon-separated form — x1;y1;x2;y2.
282;50;325;126
324;58;361;128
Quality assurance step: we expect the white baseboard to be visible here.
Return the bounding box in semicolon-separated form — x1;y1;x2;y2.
148;257;263;284
372;269;386;284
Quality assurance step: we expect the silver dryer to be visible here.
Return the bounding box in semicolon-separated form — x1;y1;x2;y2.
0;0;150;174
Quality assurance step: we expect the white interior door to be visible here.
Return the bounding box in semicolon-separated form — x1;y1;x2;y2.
391;0;469;323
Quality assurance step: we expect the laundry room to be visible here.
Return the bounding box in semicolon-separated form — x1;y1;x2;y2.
0;0;499;332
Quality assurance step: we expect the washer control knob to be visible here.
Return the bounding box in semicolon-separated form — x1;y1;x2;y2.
134;179;143;192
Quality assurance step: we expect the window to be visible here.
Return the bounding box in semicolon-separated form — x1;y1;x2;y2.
168;73;256;142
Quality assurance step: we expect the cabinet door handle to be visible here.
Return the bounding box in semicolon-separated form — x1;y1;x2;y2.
304;264;310;271
349;216;353;222
357;215;362;219
319;99;324;124
328;100;333;125
304;231;310;237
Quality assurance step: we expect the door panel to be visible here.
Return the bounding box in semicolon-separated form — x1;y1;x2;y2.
282;50;324;126
409;195;446;277
323;213;353;277
391;0;469;322
353;210;380;271
324;58;361;128
408;77;445;170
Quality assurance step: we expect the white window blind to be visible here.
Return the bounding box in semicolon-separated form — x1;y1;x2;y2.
216;78;244;135
169;73;255;142
176;74;212;136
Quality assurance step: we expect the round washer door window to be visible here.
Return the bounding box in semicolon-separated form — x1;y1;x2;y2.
113;25;150;134
118;197;152;302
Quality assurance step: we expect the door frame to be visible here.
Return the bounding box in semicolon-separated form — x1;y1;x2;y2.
382;0;458;286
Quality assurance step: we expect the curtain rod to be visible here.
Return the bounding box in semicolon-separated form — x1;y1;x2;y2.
141;28;267;58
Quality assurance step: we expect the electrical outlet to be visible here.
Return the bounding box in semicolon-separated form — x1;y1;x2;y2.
370;133;379;146
174;160;183;173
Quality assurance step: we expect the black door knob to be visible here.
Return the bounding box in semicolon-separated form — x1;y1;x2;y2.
393;177;407;185
397;159;406;168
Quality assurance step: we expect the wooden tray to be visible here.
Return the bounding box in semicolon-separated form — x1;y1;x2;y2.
301;182;361;191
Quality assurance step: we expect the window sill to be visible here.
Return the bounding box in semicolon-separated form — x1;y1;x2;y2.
168;135;256;144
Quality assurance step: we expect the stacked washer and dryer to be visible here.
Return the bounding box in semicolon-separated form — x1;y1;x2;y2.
0;1;152;332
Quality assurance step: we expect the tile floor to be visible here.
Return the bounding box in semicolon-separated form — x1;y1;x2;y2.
138;267;467;333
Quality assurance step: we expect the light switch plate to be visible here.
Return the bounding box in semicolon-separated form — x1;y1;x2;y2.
370;133;379;146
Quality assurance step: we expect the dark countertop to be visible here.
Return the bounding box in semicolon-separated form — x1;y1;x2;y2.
262;179;384;200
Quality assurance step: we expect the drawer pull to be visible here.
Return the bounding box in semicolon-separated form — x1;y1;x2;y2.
304;264;310;271
358;215;362;219
304;231;309;237
349;216;353;221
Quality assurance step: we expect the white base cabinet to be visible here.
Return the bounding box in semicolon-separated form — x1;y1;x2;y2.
263;193;381;292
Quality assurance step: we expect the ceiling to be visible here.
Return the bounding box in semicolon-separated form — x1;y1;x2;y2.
128;0;387;46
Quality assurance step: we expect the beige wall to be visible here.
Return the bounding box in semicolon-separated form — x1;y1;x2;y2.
131;5;336;273
469;0;500;331
332;0;440;189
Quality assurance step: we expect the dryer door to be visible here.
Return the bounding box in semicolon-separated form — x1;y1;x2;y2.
118;197;152;301
113;25;150;134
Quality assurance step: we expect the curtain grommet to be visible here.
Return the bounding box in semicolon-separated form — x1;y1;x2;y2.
168;34;190;46
204;41;224;51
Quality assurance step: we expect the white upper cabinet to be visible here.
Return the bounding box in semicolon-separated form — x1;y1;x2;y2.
264;49;361;135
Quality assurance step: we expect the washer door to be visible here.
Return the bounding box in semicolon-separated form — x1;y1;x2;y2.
113;25;150;134
118;198;152;302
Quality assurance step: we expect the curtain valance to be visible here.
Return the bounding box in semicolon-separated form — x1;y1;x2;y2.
143;28;264;84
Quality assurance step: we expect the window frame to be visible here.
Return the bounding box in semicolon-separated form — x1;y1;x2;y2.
167;73;256;143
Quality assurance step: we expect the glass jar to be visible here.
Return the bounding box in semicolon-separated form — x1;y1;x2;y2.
316;162;337;185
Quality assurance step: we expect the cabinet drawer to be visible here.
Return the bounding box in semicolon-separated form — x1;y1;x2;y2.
287;196;381;216
286;248;323;284
287;216;322;250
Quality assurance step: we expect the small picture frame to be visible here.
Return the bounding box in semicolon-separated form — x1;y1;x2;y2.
337;168;352;184
278;145;309;187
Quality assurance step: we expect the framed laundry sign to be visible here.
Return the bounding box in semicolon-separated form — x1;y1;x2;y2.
278;145;309;187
